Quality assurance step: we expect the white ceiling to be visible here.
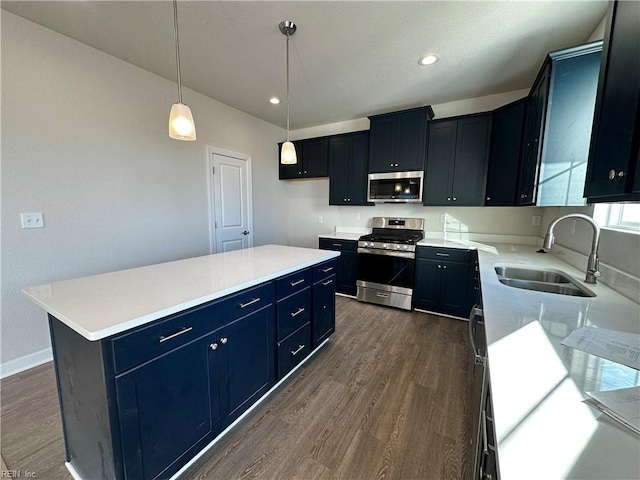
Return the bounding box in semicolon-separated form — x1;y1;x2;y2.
1;1;607;129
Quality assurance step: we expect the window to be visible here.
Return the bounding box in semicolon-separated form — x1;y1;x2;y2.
593;203;640;233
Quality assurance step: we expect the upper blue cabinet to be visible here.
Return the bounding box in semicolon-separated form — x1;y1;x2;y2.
584;0;640;202
368;106;434;173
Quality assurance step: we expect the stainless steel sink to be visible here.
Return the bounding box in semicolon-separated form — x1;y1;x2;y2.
494;265;595;297
494;266;571;284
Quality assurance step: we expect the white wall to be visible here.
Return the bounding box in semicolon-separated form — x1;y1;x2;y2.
1;12;288;371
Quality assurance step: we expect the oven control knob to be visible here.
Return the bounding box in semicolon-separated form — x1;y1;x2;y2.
395;244;401;249
382;243;387;248
403;245;409;250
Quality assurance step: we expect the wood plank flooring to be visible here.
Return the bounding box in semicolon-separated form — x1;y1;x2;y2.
1;296;471;479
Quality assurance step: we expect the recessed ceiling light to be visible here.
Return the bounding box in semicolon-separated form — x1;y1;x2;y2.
269;97;281;104
419;54;440;66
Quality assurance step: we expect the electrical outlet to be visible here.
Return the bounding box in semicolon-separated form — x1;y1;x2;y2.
21;213;44;229
532;215;541;226
317;216;323;224
355;212;361;220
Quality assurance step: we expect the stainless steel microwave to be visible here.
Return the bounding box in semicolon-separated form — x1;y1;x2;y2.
367;171;424;203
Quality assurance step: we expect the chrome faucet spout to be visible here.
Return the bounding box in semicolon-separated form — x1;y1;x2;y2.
543;213;601;284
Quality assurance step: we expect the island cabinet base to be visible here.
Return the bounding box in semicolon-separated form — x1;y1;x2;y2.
48;259;337;480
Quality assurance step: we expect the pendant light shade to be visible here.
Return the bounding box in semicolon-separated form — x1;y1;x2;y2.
281;141;297;164
169;103;196;140
280;20;297;164
169;0;196;141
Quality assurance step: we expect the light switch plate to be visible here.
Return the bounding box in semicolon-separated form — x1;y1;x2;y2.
21;213;44;229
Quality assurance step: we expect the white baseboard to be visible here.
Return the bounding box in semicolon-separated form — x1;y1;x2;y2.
0;347;53;379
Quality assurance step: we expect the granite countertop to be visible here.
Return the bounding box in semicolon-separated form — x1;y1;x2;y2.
432;240;640;480
22;245;339;341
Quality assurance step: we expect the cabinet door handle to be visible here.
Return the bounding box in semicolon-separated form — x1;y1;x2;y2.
291;307;306;317
438;265;442;269
452;197;457;201
468;305;485;365
210;342;218;350
443;265;447;269
481;410;489;456
608;169;625;180
159;326;192;343
322;267;334;273
239;297;261;308
332;243;342;247
291;344;305;356
322;279;333;286
290;279;305;287
220;337;228;345
435;253;449;257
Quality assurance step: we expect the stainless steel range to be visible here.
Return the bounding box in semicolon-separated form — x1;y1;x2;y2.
356;217;424;310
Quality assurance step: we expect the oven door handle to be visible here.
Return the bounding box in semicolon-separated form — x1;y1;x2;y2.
357;248;415;259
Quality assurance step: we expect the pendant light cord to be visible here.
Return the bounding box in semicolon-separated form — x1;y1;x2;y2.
286;31;290;142
173;0;183;104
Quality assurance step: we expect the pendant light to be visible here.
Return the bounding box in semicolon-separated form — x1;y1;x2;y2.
279;21;297;164
168;0;196;141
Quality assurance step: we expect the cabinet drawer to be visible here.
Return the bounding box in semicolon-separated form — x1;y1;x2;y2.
318;238;358;252
276;268;312;300
417;246;472;263
277;287;311;340
277;323;311;379
313;259;338;282
111;282;274;374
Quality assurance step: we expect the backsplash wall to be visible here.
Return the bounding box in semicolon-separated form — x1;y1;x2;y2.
285;178;545;248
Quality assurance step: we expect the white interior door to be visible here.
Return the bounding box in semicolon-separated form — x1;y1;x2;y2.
209;149;253;253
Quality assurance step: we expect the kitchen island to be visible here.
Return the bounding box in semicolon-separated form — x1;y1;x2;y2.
22;245;339;480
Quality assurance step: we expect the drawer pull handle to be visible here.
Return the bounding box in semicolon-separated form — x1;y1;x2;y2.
436;253;450;257
376;292;390;298
291;307;306;317
322;279;333;286
322;267;334;273
159;326;192;343
239;297;261;308
291;344;305;356
290;279;305;287
332;243;342;247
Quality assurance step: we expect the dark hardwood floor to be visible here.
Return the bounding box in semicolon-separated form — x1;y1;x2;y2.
1;296;471;479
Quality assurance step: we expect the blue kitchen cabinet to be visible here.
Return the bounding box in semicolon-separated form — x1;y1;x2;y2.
485;99;527;206
312;262;336;348
115;336;220;480
216;306;275;426
278;137;329;179
423;114;492;206
115;304;274;480
414;247;474;318
318;238;358;296
328;131;371;206
584;0;640;202
368;106;434;173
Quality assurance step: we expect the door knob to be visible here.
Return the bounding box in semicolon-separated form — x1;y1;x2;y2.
242;230;250;235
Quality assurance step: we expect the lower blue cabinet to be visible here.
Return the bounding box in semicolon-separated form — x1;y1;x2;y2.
115;335;220;480
216;305;275;426
116;305;275;480
312;274;336;347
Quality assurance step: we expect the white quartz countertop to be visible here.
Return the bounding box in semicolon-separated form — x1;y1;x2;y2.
23;245;339;341
318;232;364;241
458;241;639;480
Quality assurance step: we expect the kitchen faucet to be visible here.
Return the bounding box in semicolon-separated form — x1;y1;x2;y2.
543;213;601;284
